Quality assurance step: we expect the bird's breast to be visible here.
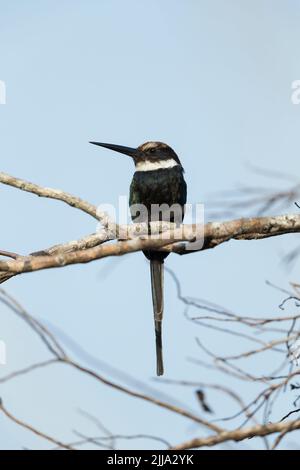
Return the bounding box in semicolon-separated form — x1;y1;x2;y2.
129;166;187;222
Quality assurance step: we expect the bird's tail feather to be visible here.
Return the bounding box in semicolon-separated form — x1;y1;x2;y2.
150;259;164;376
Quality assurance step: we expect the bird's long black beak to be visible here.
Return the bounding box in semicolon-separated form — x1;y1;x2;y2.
89;141;139;159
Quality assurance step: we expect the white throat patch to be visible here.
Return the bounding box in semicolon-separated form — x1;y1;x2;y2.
135;159;179;172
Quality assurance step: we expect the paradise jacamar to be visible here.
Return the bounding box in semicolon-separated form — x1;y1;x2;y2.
90;141;187;375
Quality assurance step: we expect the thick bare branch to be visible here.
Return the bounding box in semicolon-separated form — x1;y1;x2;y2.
0;214;299;279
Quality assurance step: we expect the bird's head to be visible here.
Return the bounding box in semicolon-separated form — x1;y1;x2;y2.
90;141;182;171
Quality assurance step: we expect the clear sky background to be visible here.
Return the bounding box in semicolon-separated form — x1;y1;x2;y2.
0;0;300;450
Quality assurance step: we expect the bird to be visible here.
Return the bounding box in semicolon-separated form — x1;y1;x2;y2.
90;141;187;375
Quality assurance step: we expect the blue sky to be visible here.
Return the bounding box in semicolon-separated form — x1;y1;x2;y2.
0;0;300;449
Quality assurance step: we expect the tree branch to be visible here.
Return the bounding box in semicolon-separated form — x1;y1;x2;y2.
171;419;300;450
0;214;299;279
0;171;113;226
0;399;73;450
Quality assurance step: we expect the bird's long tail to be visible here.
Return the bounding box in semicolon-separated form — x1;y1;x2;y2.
150;259;164;376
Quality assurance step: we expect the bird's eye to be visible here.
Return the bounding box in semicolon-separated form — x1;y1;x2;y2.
149;148;156;153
